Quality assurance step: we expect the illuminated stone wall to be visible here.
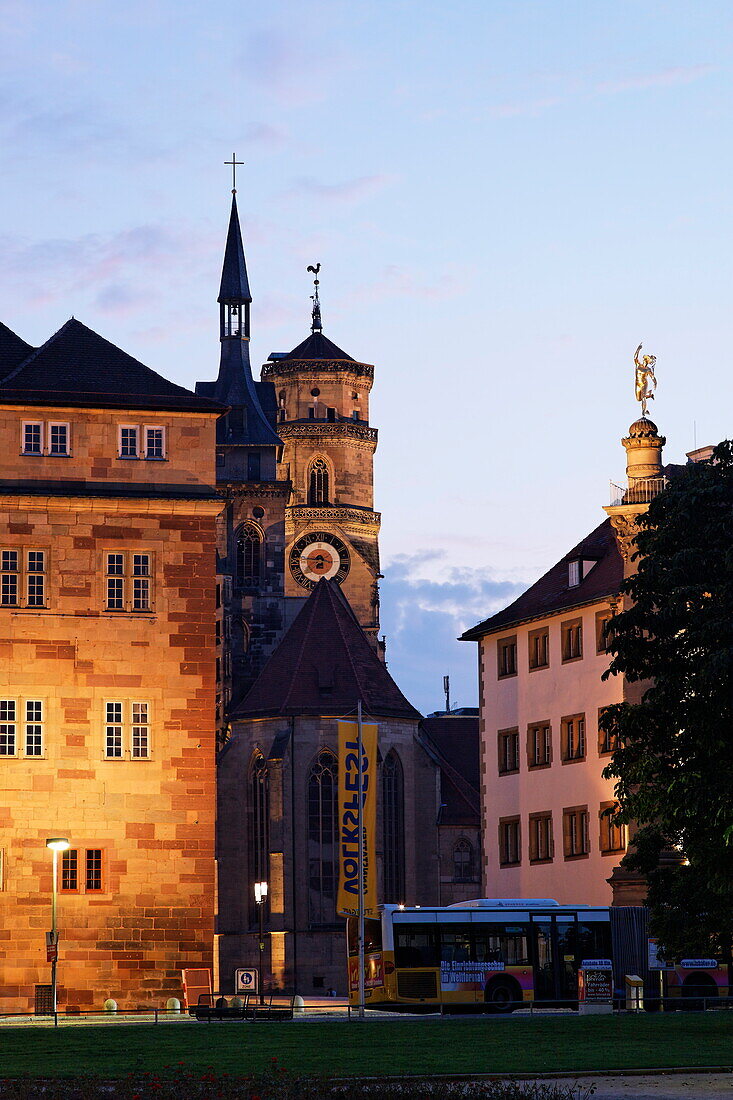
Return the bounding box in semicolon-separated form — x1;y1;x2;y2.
0;403;220;1012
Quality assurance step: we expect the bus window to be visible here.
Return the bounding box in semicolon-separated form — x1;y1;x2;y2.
347;917;383;957
577;921;612;961
440;928;472;964
394;926;440;968
474;926;530;965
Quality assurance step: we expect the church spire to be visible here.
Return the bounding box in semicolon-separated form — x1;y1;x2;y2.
218;194;251;342
209;189;280;446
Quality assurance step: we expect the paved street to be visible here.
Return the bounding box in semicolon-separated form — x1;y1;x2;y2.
543;1073;733;1099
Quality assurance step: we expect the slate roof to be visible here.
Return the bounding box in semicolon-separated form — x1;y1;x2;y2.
231;577;421;721
419;715;480;827
218;194;251;303
0;323;34;375
0;318;223;413
461;518;622;640
281;331;355;362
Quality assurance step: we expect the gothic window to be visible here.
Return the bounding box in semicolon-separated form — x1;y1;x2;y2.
382;750;405;903
248;752;269;926
236;523;262;588
453;837;475;882
308;458;330;506
307;750;338;925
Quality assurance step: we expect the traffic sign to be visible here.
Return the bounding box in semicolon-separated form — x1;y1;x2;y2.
235;968;258;994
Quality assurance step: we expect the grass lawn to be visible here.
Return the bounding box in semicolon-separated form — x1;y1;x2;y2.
1;1013;732;1079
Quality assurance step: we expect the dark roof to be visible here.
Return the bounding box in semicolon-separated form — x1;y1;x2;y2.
218;194;251;303
419;715;480;826
205;340;282;446
0;323;34;375
231;577;421;721
0;319;223;413
462;518;622;640
281;331;355;362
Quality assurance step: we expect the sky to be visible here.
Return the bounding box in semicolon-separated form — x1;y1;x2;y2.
1;0;732;714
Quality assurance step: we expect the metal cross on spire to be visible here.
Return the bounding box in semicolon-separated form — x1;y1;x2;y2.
224;153;244;194
307;263;322;333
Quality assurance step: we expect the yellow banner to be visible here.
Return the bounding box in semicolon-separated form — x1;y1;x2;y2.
337;720;378;918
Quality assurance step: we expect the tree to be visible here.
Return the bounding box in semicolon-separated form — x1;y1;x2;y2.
600;441;733;961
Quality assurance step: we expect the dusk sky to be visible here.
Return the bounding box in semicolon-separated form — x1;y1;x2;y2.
1;1;731;714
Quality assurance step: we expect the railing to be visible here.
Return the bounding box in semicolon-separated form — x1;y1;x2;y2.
609;476;668;508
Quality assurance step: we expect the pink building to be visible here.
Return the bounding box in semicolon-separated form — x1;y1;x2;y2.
462;520;626;905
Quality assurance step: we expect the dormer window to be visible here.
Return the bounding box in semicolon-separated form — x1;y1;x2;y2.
568;561;581;587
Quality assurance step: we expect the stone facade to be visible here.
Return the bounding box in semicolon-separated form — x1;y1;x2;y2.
0;323;221;1012
218;712;440;995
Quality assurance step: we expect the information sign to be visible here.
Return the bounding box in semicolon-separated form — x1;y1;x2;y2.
235;968;258;994
647;938;674;970
578;966;613;1003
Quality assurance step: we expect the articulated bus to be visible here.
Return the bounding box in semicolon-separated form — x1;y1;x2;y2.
347;899;612;1011
347;899;730;1012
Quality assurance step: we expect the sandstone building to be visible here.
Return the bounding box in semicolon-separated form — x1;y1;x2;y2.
0;319;222;1012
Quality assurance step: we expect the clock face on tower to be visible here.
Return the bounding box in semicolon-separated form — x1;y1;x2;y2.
289;530;350;589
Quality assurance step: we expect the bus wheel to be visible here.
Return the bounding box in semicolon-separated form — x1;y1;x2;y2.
483;977;520;1014
681;974;718;1011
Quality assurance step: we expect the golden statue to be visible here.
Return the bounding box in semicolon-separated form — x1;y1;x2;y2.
634;343;657;417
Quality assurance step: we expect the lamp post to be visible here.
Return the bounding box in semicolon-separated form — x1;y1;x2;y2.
254;880;268;1005
45;838;70;1014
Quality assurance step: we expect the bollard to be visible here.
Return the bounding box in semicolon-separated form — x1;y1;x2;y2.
166;997;181;1013
103;999;118;1014
293;995;305;1016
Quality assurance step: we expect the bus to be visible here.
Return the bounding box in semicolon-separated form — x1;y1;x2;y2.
347;899;612;1011
347;900;731;1012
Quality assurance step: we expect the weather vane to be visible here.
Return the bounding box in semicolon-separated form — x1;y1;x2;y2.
634;343;657;417
307;263;322;333
224;153;244;194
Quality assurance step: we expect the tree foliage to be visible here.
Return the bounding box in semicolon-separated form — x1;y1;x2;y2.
600;441;733;960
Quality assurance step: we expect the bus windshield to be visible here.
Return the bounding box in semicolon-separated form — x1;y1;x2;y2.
347;917;383;957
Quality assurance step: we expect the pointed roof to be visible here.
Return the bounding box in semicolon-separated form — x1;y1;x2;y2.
231;578;421;721
208;339;282;445
461;518;622;640
218;195;251;303
0;323;34;377
281;331;354;362
0;318;223;412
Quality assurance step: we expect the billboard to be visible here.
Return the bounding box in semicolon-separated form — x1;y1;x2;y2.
336;720;378;917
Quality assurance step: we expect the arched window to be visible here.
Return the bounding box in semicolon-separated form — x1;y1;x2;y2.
307;750;338;925
382;750;405;903
308;458;330;505
248;752;269;926
453;837;475;882
236;523;262;588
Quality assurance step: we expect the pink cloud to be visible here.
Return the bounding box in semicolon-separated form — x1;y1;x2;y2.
286;174;394;203
596;64;715;95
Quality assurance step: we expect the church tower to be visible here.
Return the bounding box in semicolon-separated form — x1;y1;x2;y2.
196;192;289;727
261;270;383;651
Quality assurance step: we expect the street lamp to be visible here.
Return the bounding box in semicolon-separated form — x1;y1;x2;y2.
254;880;268;1005
45;838;70;1014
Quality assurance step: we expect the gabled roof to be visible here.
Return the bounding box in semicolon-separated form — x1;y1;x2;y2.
419;715;480;826
0;323;34;375
0;318;223;413
231;577;421;721
281;331;355;362
461;518;622;640
218;194;251;303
